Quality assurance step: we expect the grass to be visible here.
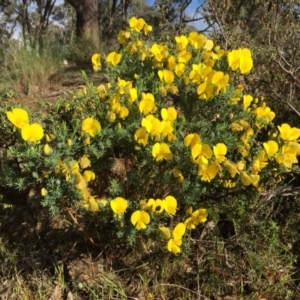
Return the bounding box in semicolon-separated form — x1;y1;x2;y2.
0;39;64;98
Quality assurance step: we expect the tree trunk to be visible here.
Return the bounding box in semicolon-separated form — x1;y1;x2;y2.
65;0;99;47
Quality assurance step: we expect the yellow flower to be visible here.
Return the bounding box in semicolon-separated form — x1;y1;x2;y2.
152;143;173;161
161;107;177;121
188;32;206;49
88;196;100;212
67;139;73;146
167;238;182;254
134;128;148;146
43;143;52;155
184;133;201;147
177;50;192;63
163;195;177;215
74;171;87;190
224;160;239;178
240;172;260;187
129;17;145;32
148;198;164;213
91;53;101;71
82;117;101;137
117;30;130;44
131;210;151;230
228;48;253;74
277;123;300;141
175;63;186;77
83;137;90;146
128;88;138;103
172;168;184;183
213;143;227;163
139;93;157;115
243;94;253;110
110;197;128;216
83;170;95;182
175;35;188;51
158;69;174;84
143;23;152;35
79;155;91;169
107;51;122;66
185;209;208;229
203;39;214;51
7;108;29;129
198;160;221;182
254;106;275;123
21;123;44;143
263;140;278;157
159;226;171;240
41;188;47;196
167;223;186;254
119;106;129;119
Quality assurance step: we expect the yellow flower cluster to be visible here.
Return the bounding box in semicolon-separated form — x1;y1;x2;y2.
159;207;207;254
7;108;44;143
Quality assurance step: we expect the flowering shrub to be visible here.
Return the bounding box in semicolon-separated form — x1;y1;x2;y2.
1;17;300;254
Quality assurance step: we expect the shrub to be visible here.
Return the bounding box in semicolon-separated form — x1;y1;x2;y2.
1;17;300;255
65;37;99;67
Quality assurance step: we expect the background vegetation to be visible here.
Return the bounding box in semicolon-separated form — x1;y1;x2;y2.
0;1;300;299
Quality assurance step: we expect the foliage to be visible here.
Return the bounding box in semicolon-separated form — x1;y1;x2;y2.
65;37;99;67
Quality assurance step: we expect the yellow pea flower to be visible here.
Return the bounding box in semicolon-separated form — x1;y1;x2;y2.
263;140;278;157
128;88;138;103
117;30;130;44
131;210;151;230
43;143;52;155
161;107;177;121
184;133;201;147
110;197;128;216
107;51;122;66
224;160;239;178
172;168;184;183
129;17;145;32
143;23;152;35
74;171;87;190
139;93;157;115
277;123;300;141
167;223;186;254
152;143;173;161
213;143;227;163
167;238;182;254
158;69;174;84
91;53;101;71
198;160;221;182
41;188;47;196
82;117;101;137
163;196;177;215
83;170;95;182
134;128;148;146
243;94;253;110
88;196;99;212
177;50;192;63
21;123;44;143
148;198;164;213
159;226;171;240
119;106;129;119
175;35;188;51
7;108;29;129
